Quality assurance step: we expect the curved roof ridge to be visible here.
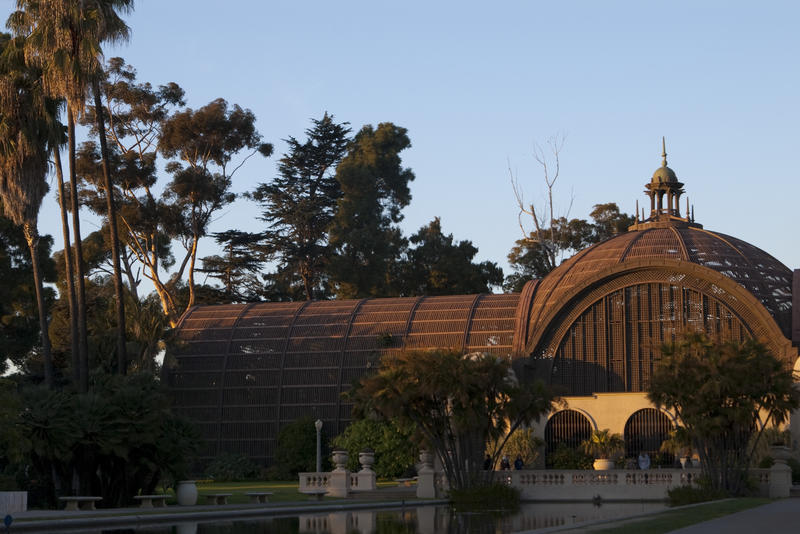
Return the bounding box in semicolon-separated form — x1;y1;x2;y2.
668;226;690;261
617;229;648;263
526;242;602;339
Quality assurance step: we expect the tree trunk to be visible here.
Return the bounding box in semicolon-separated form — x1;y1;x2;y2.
53;147;79;384
68;108;89;393
92;79;127;375
187;236;199;308
23;223;54;389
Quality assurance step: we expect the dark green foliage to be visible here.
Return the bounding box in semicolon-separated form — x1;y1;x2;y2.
331;418;416;479
505;202;633;291
206;453;259;482
328;123;414;299
546;444;593;470
0;207;56;374
12;373;198;508
199;230;266;302
648;334;800;495
274;416;327;476
251;113;351;300
397;217;503;296
350;349;556;490
449;482;520;511
667;484;728;507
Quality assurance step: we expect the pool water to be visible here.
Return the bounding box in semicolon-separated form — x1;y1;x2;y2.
81;501;667;534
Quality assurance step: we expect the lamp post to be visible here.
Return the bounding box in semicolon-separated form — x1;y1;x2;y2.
314;419;323;473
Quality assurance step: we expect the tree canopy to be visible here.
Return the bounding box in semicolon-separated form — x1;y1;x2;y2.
328;122;414;299
398;217;503;296
505;202;634;291
350;349;556;490
251;113;351;300
648;333;800;495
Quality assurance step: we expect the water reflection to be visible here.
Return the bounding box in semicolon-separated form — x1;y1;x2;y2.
62;501;667;534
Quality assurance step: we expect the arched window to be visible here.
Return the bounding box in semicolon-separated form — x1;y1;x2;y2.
544;410;592;457
624;408;672;459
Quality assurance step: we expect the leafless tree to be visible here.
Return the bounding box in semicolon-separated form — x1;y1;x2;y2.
510;133;574;273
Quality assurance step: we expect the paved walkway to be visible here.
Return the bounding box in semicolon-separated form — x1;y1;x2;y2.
668;499;799;534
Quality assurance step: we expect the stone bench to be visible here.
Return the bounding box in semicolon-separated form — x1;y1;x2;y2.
203;493;232;505
133;494;168;508
59;496;102;511
245;491;273;504
300;488;327;501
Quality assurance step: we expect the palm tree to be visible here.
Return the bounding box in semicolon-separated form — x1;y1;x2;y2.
0;33;59;387
9;0;134;387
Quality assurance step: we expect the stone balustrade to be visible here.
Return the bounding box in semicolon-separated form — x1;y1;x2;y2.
414;464;791;501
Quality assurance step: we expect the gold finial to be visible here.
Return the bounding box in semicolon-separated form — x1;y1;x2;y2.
661;136;667;167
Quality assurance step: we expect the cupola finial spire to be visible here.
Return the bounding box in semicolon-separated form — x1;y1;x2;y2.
661;136;667;167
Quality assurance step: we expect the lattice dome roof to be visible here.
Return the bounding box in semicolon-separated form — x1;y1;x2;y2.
523;224;793;349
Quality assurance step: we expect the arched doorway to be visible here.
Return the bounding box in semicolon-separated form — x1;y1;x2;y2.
544;409;592;458
624;408;672;459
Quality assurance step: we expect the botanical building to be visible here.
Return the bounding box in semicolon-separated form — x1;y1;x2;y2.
166;147;800;466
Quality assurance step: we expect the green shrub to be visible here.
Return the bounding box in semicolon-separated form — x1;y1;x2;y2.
331;418;416;479
546;444;593;470
450;482;520;511
275;416;329;475
206;453;259;481
667;484;728;506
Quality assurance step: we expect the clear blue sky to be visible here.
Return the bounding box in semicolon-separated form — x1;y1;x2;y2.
8;0;800;286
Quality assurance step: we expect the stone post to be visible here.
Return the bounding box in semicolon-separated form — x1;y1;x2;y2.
355;449;377;491
416;450;438;499
327;449;351;497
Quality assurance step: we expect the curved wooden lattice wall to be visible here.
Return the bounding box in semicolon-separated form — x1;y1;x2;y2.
623;408;673;459
546;281;751;394
166;293;520;465
544;409;593;458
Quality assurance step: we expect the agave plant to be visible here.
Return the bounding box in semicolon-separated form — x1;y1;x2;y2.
581;429;624;460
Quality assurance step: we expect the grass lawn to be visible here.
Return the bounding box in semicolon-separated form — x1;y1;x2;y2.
588;498;770;533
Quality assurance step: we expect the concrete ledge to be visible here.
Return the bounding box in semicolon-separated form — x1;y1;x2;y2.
6;499;450;532
0;491;27;514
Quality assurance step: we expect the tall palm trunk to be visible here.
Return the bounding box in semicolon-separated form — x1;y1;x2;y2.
22;223;53;388
92;79;127;374
53;147;79;383
68;107;89;393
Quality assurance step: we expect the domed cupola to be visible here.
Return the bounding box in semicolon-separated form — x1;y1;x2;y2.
630;138;698;230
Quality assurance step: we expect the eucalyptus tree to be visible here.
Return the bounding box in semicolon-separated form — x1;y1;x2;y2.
8;0;134;386
0;33;58;387
250;113;351;300
80;58;183;316
159;98;273;318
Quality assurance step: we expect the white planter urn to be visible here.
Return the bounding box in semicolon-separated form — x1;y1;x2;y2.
593;458;614;471
358;450;375;472
770;445;792;464
176;480;198;506
332;449;349;472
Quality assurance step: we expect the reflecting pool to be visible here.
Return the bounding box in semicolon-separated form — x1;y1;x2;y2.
50;501;667;534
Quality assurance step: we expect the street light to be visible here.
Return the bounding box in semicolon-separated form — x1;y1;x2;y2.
314;419;323;473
